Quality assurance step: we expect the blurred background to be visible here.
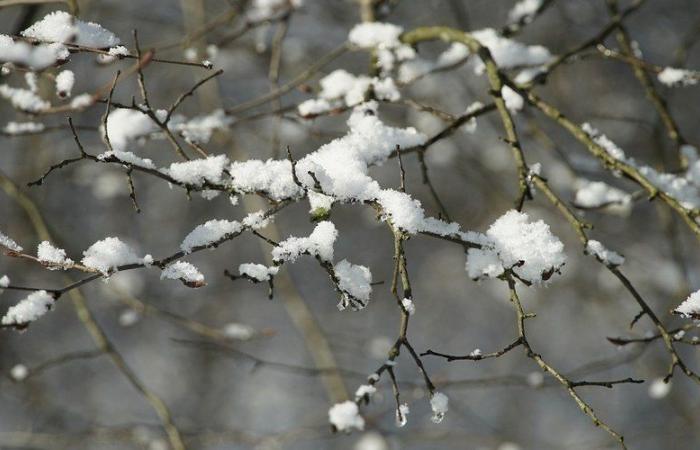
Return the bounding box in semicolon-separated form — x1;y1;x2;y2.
1;0;700;449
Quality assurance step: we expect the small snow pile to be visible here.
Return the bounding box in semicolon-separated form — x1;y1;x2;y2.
174;109;232;144
229;159;303;201
102;108;160;151
238;263;279;281
22;11;120;48
82;237;151;275
354;384;377;401
55;70;75;97
467;210;566;284
181;219;242;253
0;275;9;294
166;154;229;187
585;240;624;267
396;403;410;427
0;85;50;113
272;221;338;263
674;290;700;319
508;0;543;24
401;298;415;315
160;261;205;287
2;290;54;327
247;0;303;21
97;150;156;169
574;179;631;215
648;378;671;399
430;391;449;423
0;34;68;70
3;121;45;135
329;401;365;432
37;241;73;268
222;322;255;340
349;22;416;73
10;364;29;381
0;230;23;252
657;67;698;87
376;189;425;233
334;259;372;310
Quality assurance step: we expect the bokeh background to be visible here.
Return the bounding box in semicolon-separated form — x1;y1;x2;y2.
1;1;700;449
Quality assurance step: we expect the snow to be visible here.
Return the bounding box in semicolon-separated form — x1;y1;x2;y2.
430;391;449;423
401;298;415;315
166;154;229;187
82;237;150;275
239;263;279;281
355;432;389;450
242;211;271;230
334;259;372;310
396;403;410;427
2;290;54;326
674;290;700;318
467;210;566;284
174;109;232;144
3;121;45;135
657;67;698;87
118;309;141;327
229;159;303;200
272;221;338;263
469;348;482;357
160;261;205;285
247;0;303;21
574;180;631;214
0;275;8;289
308;191;334;214
222;322;255;340
349;22;403;49
22;11;120;48
354;384;377;401
180;219;242;253
108;45;129;56
37;241;73;267
102;108;159;151
585;240;624;266
0;231;22;252
328;401;365;432
581;123;626;161
648;378;671;399
97;150;156;169
10;364;28;381
502;85;524;112
0;34;68;70
55;70;74;97
471;28;552;73
0;85;50;112
69;93;93;109
376;189;425;233
508;0;543;23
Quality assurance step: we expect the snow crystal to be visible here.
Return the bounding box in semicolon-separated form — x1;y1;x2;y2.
585;240;624;266
272;221;337;263
335;259;372;309
22;11;120;48
657;67;697;87
55;69;74;97
674;290;700;318
160;261;205;285
37;241;73;267
648;378;671;399
0;231;22;252
2;290;54;326
328;401;365;432
82;237;149;274
167;154;229;187
468;210;566;283
430;391;449;423
181;219;242;253
0;85;50;112
238;263;279;281
401;298;415;315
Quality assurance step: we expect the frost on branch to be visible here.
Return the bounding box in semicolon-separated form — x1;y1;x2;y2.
674;290;700;319
272;221;337;263
21;11;120;48
82;237;152;275
0;230;23;252
2;290;54;327
467;210;566;284
37;241;73;268
328;400;365;432
160;261;205;288
334;259;372;310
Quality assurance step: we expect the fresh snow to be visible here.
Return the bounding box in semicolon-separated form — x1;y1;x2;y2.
82;237;150;274
674;290;700;318
37;241;73;267
2;290;54;326
22;11;120;48
585;240;624;266
328;401;365;432
272;221;338;263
